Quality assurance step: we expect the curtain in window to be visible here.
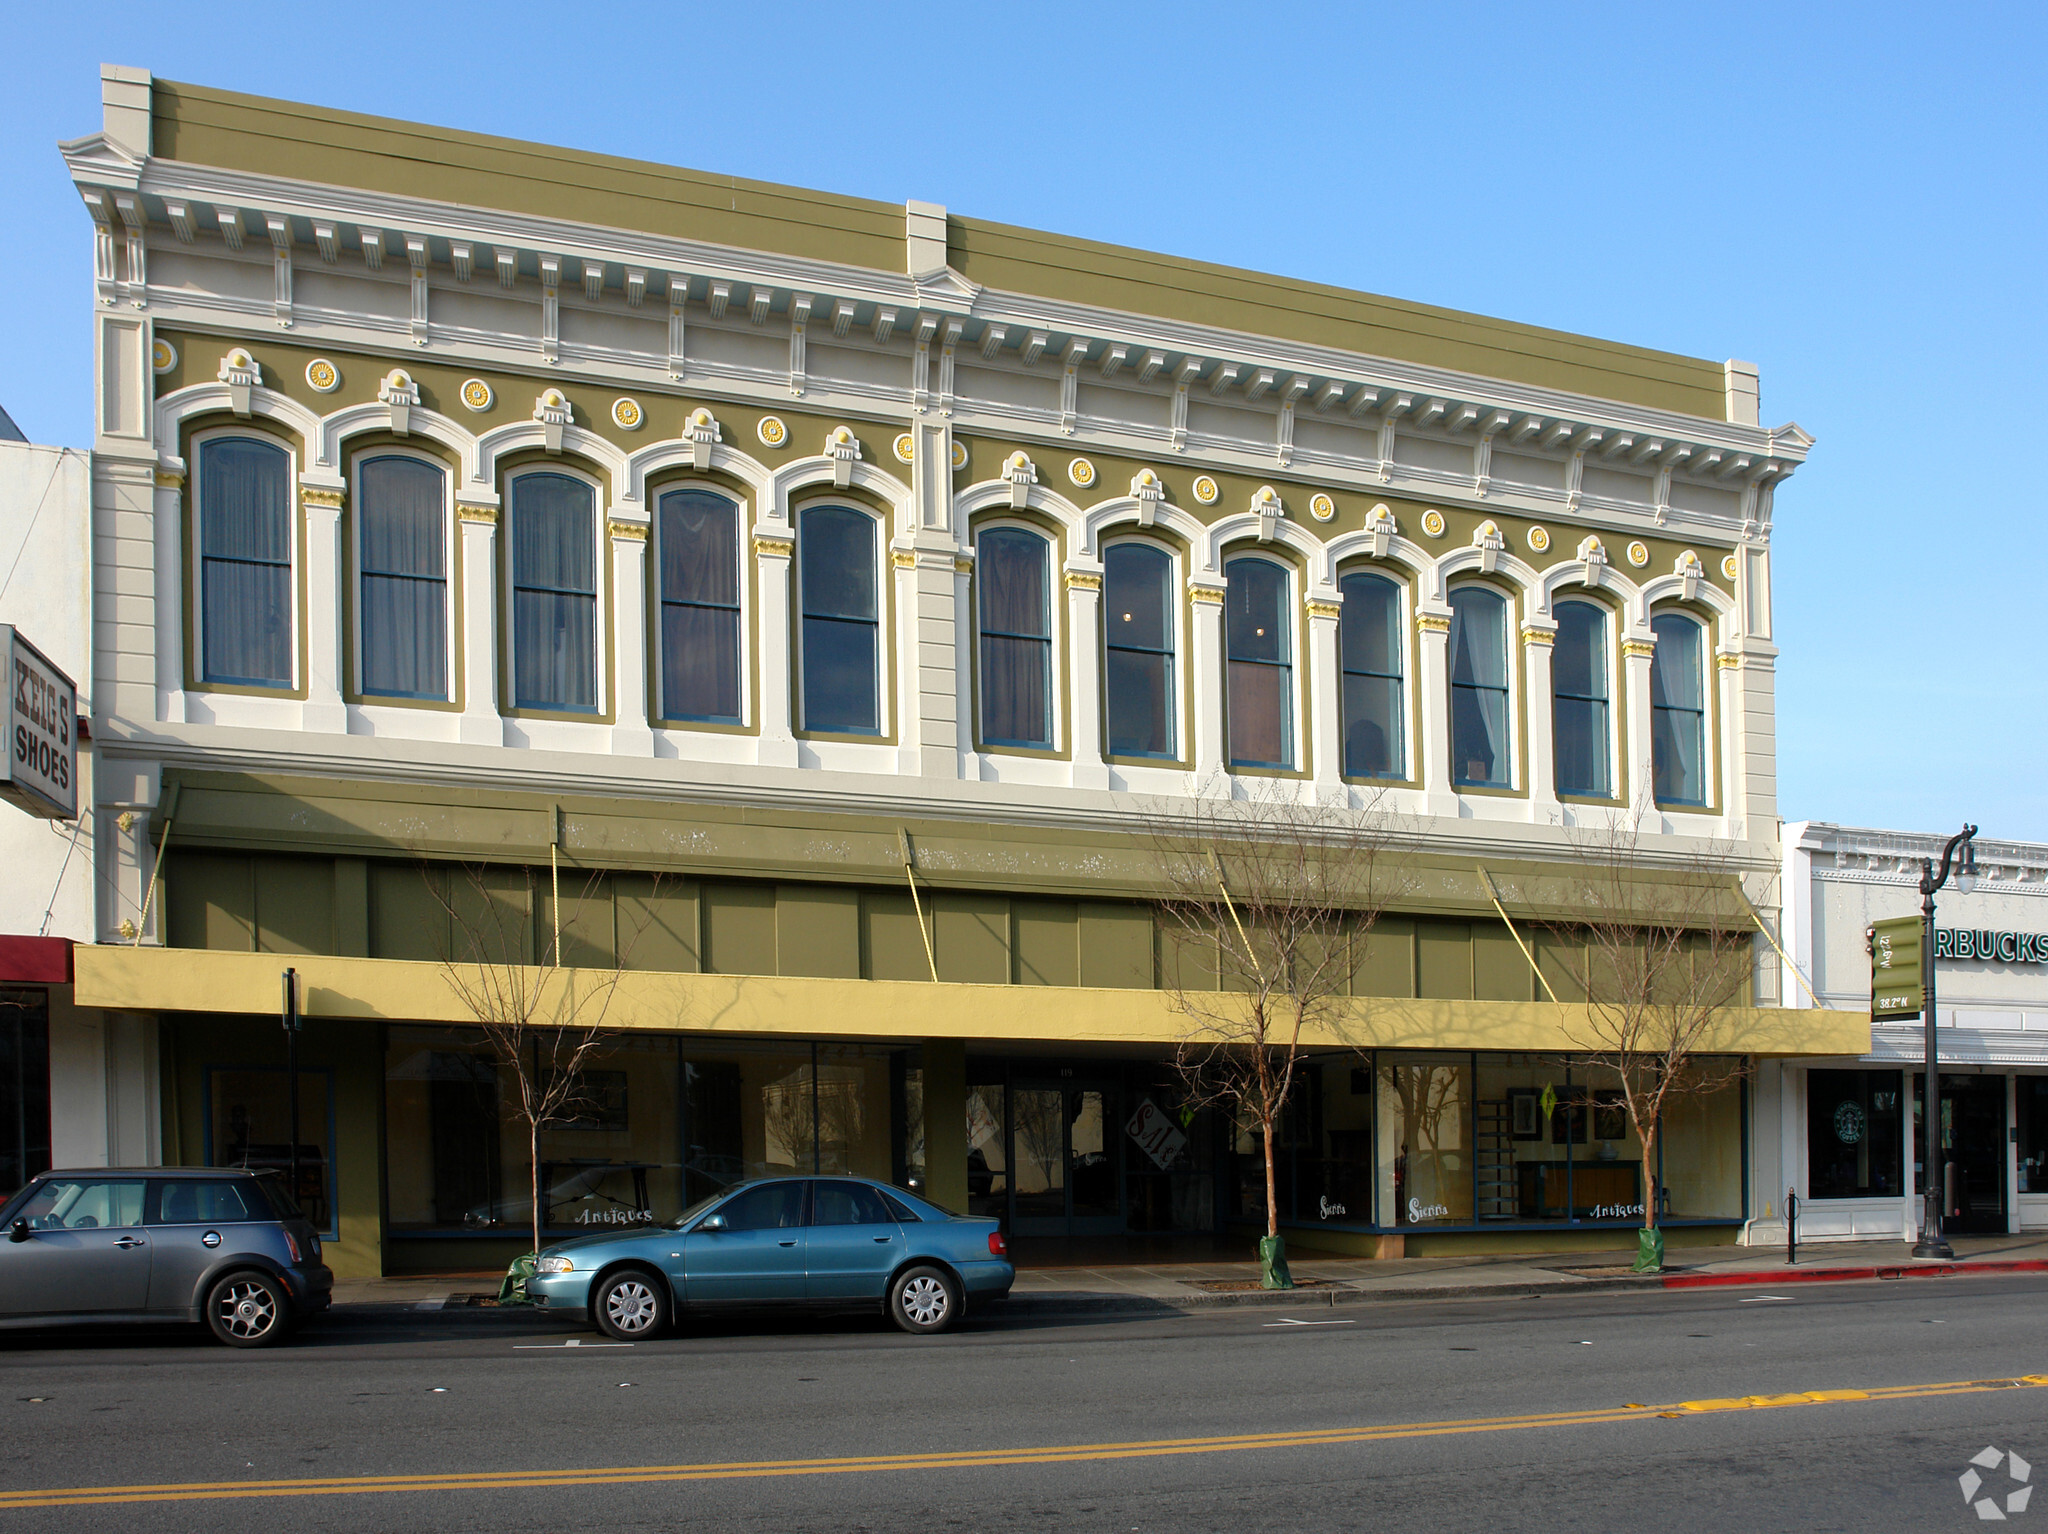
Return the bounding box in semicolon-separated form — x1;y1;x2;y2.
979;528;1052;748
1650;613;1707;804
511;474;597;712
1226;558;1292;769
1449;587;1509;787
658;489;741;722
799;506;878;734
1103;542;1174;758
1340;571;1403;779
199;437;293;687
358;456;448;699
1552;600;1610;797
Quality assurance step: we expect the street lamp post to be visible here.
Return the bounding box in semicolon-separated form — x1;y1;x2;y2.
1913;824;1978;1261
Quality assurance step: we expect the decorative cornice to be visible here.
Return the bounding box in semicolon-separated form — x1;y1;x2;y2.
752;535;794;559
154;470;185;488
1064;571;1102;591
1415;613;1451;634
954;556;975;575
1519;624;1554;646
1189;585;1225;606
1716;653;1742;670
608;519;649;542
1304;599;1341;620
457;503;498;525
1621;639;1657;660
890;549;917;570
300;488;344;509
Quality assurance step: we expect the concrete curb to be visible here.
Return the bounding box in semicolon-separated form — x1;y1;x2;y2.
1662;1259;2048;1290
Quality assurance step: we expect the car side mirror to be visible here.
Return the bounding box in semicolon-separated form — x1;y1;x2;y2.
9;1220;29;1243
697;1214;727;1233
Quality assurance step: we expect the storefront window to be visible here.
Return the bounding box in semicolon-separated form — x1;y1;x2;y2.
0;989;50;1198
1808;1069;1903;1200
1124;1081;1214;1233
2019;1077;2048;1194
1660;1067;1744;1220
209;1066;334;1232
965;1082;1007;1220
1377;1054;1472;1226
1470;1057;1632;1222
681;1044;892;1203
1299;1059;1372;1227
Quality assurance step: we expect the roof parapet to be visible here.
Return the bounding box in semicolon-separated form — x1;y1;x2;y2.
101;64;151;160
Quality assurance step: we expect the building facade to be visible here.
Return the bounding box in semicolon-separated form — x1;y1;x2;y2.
1752;823;2048;1244
39;64;1858;1277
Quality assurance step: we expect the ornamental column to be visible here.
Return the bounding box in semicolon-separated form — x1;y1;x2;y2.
1066;565;1108;790
1306;595;1343;797
1189;580;1226;786
300;484;346;732
1522;619;1558;821
1621;632;1658;812
753;533;798;768
1415;608;1455;816
608;515;653;754
456;501;503;746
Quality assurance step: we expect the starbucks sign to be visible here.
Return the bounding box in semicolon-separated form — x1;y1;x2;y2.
1834;1101;1866;1145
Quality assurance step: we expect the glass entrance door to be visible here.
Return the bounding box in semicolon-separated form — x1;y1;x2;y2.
1915;1074;2008;1235
1009;1084;1124;1236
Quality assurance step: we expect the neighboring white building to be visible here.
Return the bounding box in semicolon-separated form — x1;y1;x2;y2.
1751;821;2048;1244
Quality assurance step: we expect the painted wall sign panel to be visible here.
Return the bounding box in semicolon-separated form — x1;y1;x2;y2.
0;625;78;821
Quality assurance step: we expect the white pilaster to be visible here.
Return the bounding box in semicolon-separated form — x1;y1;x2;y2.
1716;650;1743;836
609;519;653;754
1067;567;1108;790
300;487;346;732
899;418;960;779
1522;621;1557;821
1190;583;1226;785
152;469;186;724
1307;597;1342;798
1416;611;1456;816
754;534;798;767
457;506;503;746
1621;633;1657;814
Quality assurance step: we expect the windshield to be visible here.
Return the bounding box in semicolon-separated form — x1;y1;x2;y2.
667;1189;729;1231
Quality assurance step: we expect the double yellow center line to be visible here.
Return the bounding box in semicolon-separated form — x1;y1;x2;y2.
3;1374;2041;1510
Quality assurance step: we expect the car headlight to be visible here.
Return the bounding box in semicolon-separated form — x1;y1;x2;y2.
535;1256;574;1274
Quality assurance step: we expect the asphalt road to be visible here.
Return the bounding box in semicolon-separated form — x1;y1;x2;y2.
0;1275;2044;1532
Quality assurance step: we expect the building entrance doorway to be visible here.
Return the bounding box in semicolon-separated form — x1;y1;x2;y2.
1004;1083;1124;1238
1916;1074;2007;1235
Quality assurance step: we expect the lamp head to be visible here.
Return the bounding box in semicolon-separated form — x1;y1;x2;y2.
1955;827;1980;894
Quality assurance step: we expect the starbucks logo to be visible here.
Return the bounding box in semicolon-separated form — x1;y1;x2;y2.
1834;1101;1866;1145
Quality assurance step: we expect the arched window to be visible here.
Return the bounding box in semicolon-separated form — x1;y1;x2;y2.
509;471;597;712
197;435;293;688
1448;586;1510;788
1103;542;1174;758
1339;571;1404;780
357;454;448;700
798;505;879;734
1552;599;1611;797
978;527;1053;749
657;488;741;723
1651;612;1708;805
1226;557;1293;769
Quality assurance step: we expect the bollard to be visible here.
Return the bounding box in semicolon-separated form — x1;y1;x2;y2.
1786;1188;1798;1266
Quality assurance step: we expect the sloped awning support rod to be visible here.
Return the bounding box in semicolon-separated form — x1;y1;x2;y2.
1728;878;1827;1010
900;830;940;984
1476;864;1561;1005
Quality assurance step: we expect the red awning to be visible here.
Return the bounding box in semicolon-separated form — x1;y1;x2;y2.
0;937;72;985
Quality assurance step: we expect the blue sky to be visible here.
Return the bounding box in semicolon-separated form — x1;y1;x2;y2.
3;3;2040;840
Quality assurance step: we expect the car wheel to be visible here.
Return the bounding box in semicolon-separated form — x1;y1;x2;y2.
888;1266;960;1335
206;1271;292;1348
592;1268;669;1341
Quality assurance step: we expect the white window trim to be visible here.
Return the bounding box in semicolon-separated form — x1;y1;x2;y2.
1553;596;1618;801
974;518;1064;755
503;464;609;717
1446;579;1520;792
190;425;301;693
1099;533;1188;763
1335;564;1415;785
1222;551;1303;773
349;445;456;704
652;482;753;729
793;498;889;738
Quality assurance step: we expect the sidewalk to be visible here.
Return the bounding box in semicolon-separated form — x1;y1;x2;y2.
331;1234;2048;1316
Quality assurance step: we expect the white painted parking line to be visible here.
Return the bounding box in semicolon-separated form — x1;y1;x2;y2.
1261;1318;1356;1328
1738;1296;1794;1303
513;1338;634;1349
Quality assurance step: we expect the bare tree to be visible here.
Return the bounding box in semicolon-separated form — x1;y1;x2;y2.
1528;815;1759;1272
1151;784;1403;1288
432;861;658;1263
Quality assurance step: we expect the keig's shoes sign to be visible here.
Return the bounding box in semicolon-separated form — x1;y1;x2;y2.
1961;1445;2032;1520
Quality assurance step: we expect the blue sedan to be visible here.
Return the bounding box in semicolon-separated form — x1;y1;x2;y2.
526;1176;1012;1339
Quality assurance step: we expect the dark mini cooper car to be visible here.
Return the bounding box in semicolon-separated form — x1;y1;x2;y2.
0;1168;332;1347
527;1176;1013;1338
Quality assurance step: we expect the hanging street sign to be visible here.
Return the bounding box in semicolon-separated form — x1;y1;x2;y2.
0;626;77;822
1868;914;1924;1021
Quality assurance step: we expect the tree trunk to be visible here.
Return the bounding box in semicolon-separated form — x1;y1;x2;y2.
530;1121;542;1257
1641;1125;1658;1232
1263;1115;1279;1242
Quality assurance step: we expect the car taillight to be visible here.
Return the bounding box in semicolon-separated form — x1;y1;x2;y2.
988;1231;1007;1258
284;1231;302;1263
